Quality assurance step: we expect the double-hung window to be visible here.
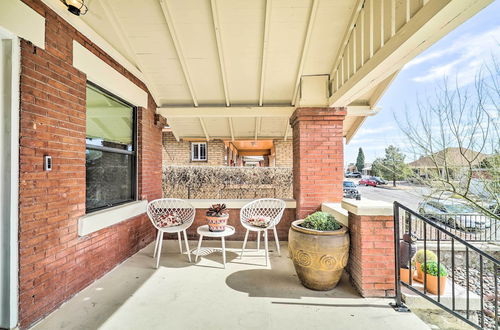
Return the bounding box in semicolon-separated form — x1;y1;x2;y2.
191;142;207;161
85;83;136;212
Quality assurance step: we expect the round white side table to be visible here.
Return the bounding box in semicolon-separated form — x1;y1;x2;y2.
195;225;235;268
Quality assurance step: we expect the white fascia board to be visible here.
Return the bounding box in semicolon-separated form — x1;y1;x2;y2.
73;41;148;108
78;200;148;236
157;107;295;118
0;0;45;49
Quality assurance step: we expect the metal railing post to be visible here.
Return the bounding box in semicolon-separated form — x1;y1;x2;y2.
391;202;410;312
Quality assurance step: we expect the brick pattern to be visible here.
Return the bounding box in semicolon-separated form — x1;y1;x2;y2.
348;213;395;297
273;140;293;167
290;107;346;219
18;1;161;327
162;131;225;167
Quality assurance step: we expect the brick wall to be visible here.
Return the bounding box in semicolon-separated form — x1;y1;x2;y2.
290;107;346;219
348;213;395;297
162;131;225;167
18;1;162;327
274;140;293;167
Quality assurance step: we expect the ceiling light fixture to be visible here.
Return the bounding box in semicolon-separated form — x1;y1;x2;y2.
62;0;88;16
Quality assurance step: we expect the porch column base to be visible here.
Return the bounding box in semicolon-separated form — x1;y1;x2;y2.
290;107;346;220
342;198;395;297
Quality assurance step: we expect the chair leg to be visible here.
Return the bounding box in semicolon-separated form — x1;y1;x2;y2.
264;230;269;267
273;226;281;256
257;232;260;252
177;232;183;253
240;229;249;259
183;230;191;262
195;235;203;262
153;230;161;258
155;233;164;269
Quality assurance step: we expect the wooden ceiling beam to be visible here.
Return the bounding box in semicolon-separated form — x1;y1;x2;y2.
159;0;199;107
259;0;272;106
157;106;295;118
291;0;319;106
210;0;230;107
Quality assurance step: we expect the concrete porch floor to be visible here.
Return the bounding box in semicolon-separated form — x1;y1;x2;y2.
31;240;430;330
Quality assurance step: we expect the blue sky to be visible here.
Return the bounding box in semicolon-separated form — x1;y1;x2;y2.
344;0;500;165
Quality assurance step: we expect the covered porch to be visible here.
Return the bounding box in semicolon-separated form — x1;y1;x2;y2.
31;240;428;330
0;0;494;329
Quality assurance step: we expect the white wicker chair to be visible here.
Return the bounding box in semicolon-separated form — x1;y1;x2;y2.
240;198;286;266
147;198;195;268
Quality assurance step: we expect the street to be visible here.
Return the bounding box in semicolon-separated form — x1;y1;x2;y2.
351;180;425;211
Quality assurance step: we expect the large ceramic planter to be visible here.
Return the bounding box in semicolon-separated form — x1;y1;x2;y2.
207;214;229;232
288;219;350;291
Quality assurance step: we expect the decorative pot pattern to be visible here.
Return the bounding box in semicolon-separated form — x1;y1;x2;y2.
207;214;229;232
288;220;350;291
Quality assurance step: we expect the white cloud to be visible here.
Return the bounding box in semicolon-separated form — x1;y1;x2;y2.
407;26;500;86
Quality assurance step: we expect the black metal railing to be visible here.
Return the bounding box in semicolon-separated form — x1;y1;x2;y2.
393;202;500;329
413;212;500;242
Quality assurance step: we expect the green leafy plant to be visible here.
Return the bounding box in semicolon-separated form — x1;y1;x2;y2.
421;262;447;277
300;212;341;231
415;249;437;263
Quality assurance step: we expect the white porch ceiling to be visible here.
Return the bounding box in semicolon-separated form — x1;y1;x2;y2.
73;0;493;142
83;0;354;107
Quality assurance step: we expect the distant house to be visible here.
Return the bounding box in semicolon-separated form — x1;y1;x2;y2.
408;147;488;178
362;163;372;176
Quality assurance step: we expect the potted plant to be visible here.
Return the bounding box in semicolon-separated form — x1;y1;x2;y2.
288;211;349;291
206;204;229;232
421;262;447;295
414;249;437;282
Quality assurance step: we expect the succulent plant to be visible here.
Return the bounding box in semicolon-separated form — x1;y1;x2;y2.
415;249;437;264
421;262;447;277
300;212;341;231
206;204;228;217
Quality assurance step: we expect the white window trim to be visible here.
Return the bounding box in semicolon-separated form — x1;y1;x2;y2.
191;142;207;162
78;200;148;236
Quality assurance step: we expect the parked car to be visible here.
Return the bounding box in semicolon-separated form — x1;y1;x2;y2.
346;172;362;178
359;178;377;187
370;176;387;185
418;199;492;231
343;181;361;200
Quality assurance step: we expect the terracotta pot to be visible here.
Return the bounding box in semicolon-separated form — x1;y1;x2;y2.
288;220;350;291
424;274;447;295
414;262;423;282
206;214;229;232
400;268;415;284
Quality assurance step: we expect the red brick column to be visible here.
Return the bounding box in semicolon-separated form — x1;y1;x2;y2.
290;107;346;219
343;199;395;297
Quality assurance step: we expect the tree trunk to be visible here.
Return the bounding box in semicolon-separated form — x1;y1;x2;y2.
393;177;396;187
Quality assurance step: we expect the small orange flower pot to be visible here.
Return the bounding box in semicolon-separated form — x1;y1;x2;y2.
400;268;415;284
414;262;424;282
424;274;447;295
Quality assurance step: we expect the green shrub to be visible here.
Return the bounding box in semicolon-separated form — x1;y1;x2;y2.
415;249;437;263
300;212;341;231
420;262;447;277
